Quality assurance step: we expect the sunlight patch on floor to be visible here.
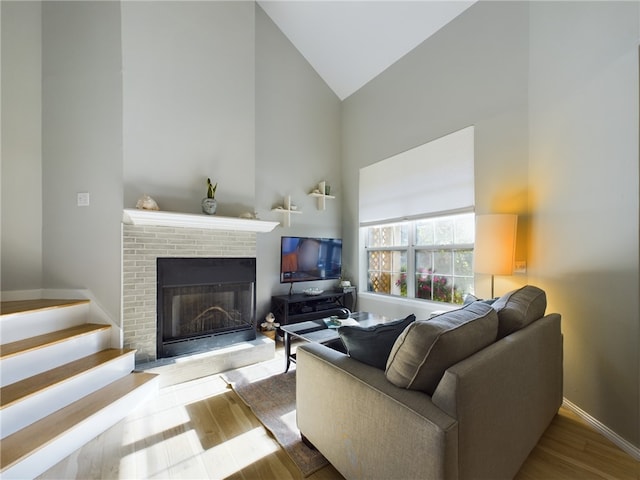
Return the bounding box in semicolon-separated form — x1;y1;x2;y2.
123;405;192;447
199;427;280;478
119;428;205;479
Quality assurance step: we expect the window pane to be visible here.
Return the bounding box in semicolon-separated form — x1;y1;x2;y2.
415;268;433;300
454;213;475;244
415;271;456;302
454;250;473;276
416;250;433;272
399;225;409;246
434;250;453;275
434;218;454;245
415;220;435;246
366;224;408;247
367;250;407;296
391;251;407;297
452;276;474;303
432;274;454;303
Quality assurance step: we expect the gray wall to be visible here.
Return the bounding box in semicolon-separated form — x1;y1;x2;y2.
41;1;123;320
528;1;640;447
342;1;531;302
4;1;341;329
1;2;43;291
255;4;342;320
342;0;640;448
121;1;256;216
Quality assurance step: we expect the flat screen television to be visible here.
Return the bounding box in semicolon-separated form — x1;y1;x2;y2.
280;236;342;283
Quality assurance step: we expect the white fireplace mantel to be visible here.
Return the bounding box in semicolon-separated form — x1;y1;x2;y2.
122;209;279;233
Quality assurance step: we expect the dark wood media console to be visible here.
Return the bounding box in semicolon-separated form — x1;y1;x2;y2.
271;287;357;327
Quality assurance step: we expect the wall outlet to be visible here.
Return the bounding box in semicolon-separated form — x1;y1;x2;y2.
77;192;90;207
514;260;527;274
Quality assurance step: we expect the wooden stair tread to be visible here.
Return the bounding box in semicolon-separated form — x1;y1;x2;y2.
0;299;89;317
0;348;135;409
0;371;158;472
0;323;110;359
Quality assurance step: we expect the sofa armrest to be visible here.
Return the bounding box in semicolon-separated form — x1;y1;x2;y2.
432;313;563;480
296;342;458;480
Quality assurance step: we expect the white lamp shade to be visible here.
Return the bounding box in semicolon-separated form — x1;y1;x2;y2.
474;214;518;275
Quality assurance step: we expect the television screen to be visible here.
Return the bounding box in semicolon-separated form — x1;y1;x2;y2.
280;236;342;283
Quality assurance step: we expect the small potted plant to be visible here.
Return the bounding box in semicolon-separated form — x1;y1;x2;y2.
261;312;280;341
202;178;217;215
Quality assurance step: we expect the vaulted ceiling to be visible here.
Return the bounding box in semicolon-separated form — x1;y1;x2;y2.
258;1;476;100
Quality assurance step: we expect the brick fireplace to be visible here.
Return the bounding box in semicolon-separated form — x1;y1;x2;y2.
121;210;278;364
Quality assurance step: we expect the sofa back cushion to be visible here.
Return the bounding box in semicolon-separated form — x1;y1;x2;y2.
385;303;498;395
338;314;416;370
492;285;547;338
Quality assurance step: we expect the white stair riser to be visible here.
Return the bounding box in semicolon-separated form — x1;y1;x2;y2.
0;329;111;387
1;376;159;480
0;304;90;343
0;352;135;439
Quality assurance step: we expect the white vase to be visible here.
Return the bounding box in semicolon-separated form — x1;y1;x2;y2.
202;197;217;215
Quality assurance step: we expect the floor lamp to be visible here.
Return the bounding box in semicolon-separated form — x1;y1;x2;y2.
474;214;518;298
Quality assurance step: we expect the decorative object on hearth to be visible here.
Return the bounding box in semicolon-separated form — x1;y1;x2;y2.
201;177;217;215
135;194;160;211
260;312;279;341
474;214;518;298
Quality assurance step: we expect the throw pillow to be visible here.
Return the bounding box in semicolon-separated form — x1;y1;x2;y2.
492;285;547;338
385;303;498;395
338;314;416;370
463;293;497;306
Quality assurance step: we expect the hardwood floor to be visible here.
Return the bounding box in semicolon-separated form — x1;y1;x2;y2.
514;408;639;480
38;352;639;479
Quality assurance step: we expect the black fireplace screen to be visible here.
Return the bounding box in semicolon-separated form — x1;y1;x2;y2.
162;283;253;340
157;257;257;358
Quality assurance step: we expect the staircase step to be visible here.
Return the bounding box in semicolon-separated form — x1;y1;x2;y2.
1;348;135;408
0;299;89;317
0;323;109;359
0;349;136;438
0;371;159;478
0;324;111;387
0;299;91;344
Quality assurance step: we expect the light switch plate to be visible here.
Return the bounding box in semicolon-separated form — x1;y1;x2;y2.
77;192;90;207
514;261;527;274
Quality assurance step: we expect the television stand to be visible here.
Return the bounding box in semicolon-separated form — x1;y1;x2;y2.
271;287;357;327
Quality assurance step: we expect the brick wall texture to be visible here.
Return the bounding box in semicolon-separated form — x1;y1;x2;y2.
122;224;257;363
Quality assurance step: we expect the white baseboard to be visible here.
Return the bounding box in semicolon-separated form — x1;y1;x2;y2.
562;398;640;460
1;289;45;301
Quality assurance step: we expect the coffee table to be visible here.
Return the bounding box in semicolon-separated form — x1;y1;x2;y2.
280;311;389;372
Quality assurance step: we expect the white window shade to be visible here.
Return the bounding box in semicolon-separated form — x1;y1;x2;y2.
359;126;474;225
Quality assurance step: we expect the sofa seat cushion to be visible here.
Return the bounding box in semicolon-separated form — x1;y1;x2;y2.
492;285;547;338
338;314;416;369
385;302;498;395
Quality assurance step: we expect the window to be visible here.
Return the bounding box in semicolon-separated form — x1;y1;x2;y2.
364;212;475;305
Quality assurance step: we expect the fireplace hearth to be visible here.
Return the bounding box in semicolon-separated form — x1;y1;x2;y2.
157;257;257;359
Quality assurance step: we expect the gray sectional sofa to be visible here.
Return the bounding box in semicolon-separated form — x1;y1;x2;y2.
296;286;563;479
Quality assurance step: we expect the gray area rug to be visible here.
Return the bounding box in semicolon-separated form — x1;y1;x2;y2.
221;358;329;477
